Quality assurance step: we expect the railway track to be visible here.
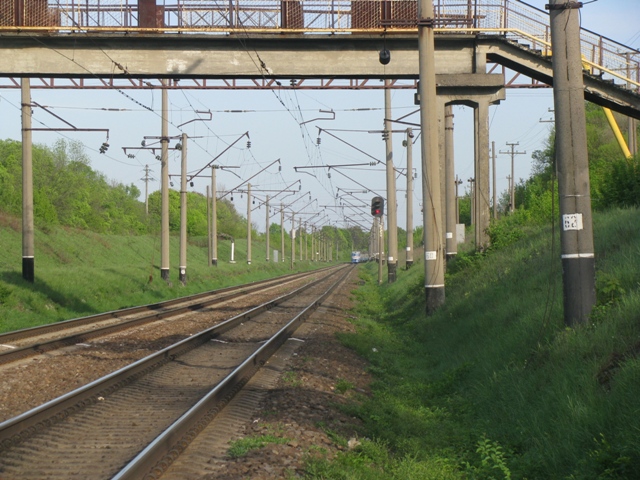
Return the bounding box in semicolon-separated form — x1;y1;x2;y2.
0;266;335;366
0;264;353;479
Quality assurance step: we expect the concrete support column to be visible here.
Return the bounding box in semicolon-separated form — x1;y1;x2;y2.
384;80;398;283
160;81;170;282
21;78;34;283
418;0;445;313
211;167;218;266
207;186;212;267
549;0;596;326
290;214;295;270
629;118;638;156
473;99;491;250
444;104;457;260
265;195;270;261
280;203;285;262
178;133;187;285
246;183;252;264
405;128;414;268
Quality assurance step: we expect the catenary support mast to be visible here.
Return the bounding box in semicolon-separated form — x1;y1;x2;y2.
548;0;596;326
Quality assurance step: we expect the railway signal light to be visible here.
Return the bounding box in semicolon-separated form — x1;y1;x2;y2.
371;196;384;217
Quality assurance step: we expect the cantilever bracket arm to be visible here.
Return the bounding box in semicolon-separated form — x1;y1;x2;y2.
177;110;212;128
300;109;335;126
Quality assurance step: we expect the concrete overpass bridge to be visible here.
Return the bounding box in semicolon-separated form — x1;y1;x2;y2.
2;0;639;264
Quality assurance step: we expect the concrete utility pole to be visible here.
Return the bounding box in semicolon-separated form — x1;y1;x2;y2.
247;183;252;264
211;166;218;266
492;141;497;219
377;217;383;285
444;105;457;261
311;226;315;261
627;53;638;156
280;203;285;262
178;133;188;285
207;186;212;267
290;214;295;270
405;128;414;268
455;176;463;224
384;80;398;283
500;142;526;212
141;164;152;216
21;78;34;283
160;80;170;283
418;0;445;313
265;195;270;261
548;0;596;326
299;218;303;261
305;224;309;260
468;178;475;225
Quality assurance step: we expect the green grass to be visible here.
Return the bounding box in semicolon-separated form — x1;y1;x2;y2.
308;207;640;479
0;215;336;333
227;434;290;458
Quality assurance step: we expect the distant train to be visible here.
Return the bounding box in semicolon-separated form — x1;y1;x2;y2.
351;251;369;264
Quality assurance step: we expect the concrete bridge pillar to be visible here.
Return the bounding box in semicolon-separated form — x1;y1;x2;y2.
473;98;491;250
436;81;505;251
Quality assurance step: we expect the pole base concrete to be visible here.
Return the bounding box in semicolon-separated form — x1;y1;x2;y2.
212;259;218;266
161;268;170;282
405;260;413;269
22;257;34;283
179;271;186;285
387;263;397;283
425;287;445;315
562;256;596;327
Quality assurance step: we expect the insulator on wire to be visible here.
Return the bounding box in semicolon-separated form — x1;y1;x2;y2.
190;181;194;187
317;137;321;145
247;140;252;148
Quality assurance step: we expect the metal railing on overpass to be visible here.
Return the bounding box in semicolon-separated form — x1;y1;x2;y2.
1;0;638;89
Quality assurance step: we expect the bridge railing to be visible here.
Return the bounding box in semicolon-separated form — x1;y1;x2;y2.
0;0;637;89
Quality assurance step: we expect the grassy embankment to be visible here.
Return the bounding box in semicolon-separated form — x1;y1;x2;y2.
0;214;331;333
310;207;640;479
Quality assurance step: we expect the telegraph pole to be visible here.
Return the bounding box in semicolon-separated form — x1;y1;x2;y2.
290;213;295;270
265;195;270;261
455;176;463;224
299;217;303;261
548;0;596;326
207;185;212;267
280;203;285;262
627;53;638;156
405;128;414;268
500;142;526;212
211;166;218;266
247;183;252;264
468;178;475;226
492;141;497;219
384;80;398;283
21;78;34;283
418;0;445;313
444;105;456;261
178;133;188;285
160;80;170;283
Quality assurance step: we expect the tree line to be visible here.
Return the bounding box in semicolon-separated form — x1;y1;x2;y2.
0;138;370;254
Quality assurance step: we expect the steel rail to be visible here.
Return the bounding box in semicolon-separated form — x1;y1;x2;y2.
0;268;335;365
0;265;331;344
114;264;353;480
0;264;350;448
